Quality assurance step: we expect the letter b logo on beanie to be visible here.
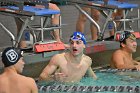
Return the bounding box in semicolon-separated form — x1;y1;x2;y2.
2;47;22;67
6;49;18;63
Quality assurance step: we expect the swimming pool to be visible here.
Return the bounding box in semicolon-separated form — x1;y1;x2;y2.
37;68;140;93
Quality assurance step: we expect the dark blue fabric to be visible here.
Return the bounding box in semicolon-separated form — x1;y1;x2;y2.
95;0;138;8
6;6;60;16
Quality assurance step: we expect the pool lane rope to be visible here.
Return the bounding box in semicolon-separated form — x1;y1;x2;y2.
96;68;138;73
38;85;140;92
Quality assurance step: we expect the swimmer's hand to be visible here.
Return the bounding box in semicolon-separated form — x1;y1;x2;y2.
94;76;98;80
92;74;98;80
92;71;98;80
52;73;68;81
135;65;140;71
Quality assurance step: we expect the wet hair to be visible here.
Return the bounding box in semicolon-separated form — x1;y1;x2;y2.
1;47;23;67
69;31;86;45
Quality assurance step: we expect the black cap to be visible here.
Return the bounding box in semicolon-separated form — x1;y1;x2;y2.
119;31;136;43
2;47;23;67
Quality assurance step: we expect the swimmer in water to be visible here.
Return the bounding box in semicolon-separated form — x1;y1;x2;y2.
110;31;140;70
0;47;38;93
39;31;97;83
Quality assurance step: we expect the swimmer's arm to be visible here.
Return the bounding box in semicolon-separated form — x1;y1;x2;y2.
112;52;136;69
39;55;59;81
85;57;97;79
86;67;97;80
132;60;140;70
133;60;140;65
39;65;57;82
31;79;38;93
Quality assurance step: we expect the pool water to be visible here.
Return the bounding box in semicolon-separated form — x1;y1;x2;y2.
81;72;140;86
38;69;140;93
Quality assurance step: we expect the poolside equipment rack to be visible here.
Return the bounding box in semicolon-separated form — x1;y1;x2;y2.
0;0;62;52
65;0;140;40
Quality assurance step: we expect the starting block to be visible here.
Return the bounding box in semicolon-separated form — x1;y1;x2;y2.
115;31;140;41
34;42;65;53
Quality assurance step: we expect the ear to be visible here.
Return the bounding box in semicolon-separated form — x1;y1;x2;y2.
121;42;125;48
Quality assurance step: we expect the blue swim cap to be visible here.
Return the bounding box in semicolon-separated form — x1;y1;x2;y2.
2;47;23;67
70;32;86;44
